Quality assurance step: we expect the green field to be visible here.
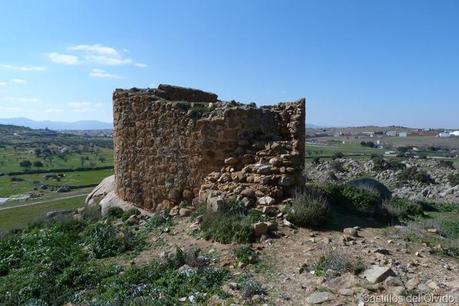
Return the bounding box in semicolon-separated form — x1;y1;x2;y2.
306;142;378;158
306;135;459;166
0;127;114;197
0;147;113;173
0;195;86;232
0;169;113;197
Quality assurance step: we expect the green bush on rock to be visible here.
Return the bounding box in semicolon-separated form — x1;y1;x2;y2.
347;177;392;200
448;173;459;186
324;184;383;216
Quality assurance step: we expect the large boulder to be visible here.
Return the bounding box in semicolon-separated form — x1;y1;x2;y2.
98;190;143;216
85;175;115;206
85;175;151;216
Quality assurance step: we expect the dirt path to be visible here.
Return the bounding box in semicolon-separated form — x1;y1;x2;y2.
0;193;87;211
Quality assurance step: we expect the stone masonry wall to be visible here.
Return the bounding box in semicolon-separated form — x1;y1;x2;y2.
113;84;305;212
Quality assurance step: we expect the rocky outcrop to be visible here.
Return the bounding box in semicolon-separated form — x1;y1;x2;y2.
307;158;459;203
113;84;305;212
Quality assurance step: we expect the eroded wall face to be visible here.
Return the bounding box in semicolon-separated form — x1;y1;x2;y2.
113;87;305;211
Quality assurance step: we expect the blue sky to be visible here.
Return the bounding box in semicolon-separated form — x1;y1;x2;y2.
0;0;458;128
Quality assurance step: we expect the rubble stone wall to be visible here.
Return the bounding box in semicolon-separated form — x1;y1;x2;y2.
113;85;305;212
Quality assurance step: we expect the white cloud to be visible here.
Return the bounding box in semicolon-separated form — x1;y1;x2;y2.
2;96;40;103
86;55;132;65
0;79;28;87
68;44;133;66
0;64;47;72
11;79;27;84
48;52;80;65
48;43;147;72
0;79;27;86
89;68;125;79
69;44;119;56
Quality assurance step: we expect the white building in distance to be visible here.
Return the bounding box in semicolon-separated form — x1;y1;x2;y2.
386;131;397;137
439;132;451;138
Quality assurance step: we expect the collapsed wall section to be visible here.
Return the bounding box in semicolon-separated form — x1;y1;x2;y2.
113;84;305;212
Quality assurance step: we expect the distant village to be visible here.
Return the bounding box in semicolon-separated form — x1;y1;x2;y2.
308;127;459;139
307;127;459;157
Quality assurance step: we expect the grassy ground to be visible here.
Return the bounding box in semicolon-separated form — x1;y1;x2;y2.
0;195;86;232
0;212;229;305
0;187;93;209
0;168;113;197
306;142;378;159
389;202;459;260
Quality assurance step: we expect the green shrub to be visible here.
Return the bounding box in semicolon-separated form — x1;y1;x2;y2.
179;200;189;208
191;202;207;219
361;141;375;148
330;160;344;172
238;274;266;299
82;205;101;221
0;216;152;305
83;223;139;259
286;192;329;228
448;173;459;186
332;152;344;160
371;156;387;171
398;219;459;260
420;201;459;213
312;157;321;165
233;245;258;265
189;104;216;117
438;160;455;169
382;198;424;221
201;213;254;244
146;210;173;232
200;201;265;244
397;146;411;154
92;248;227;305
225;198;250;216
325;184;383;216
347;177;392;200
387;159;406;170
10;176;24;182
372;156;405;171
121;207;140;221
420;218;459;240
314;248;365;276
0;219;89;304
398;167;434;184
106;206;124;219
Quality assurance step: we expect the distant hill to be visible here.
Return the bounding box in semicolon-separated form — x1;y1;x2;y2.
306;123;322;128
0;118;112;130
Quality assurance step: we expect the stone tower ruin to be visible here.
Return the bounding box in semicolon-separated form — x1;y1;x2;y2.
113;84;305;212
